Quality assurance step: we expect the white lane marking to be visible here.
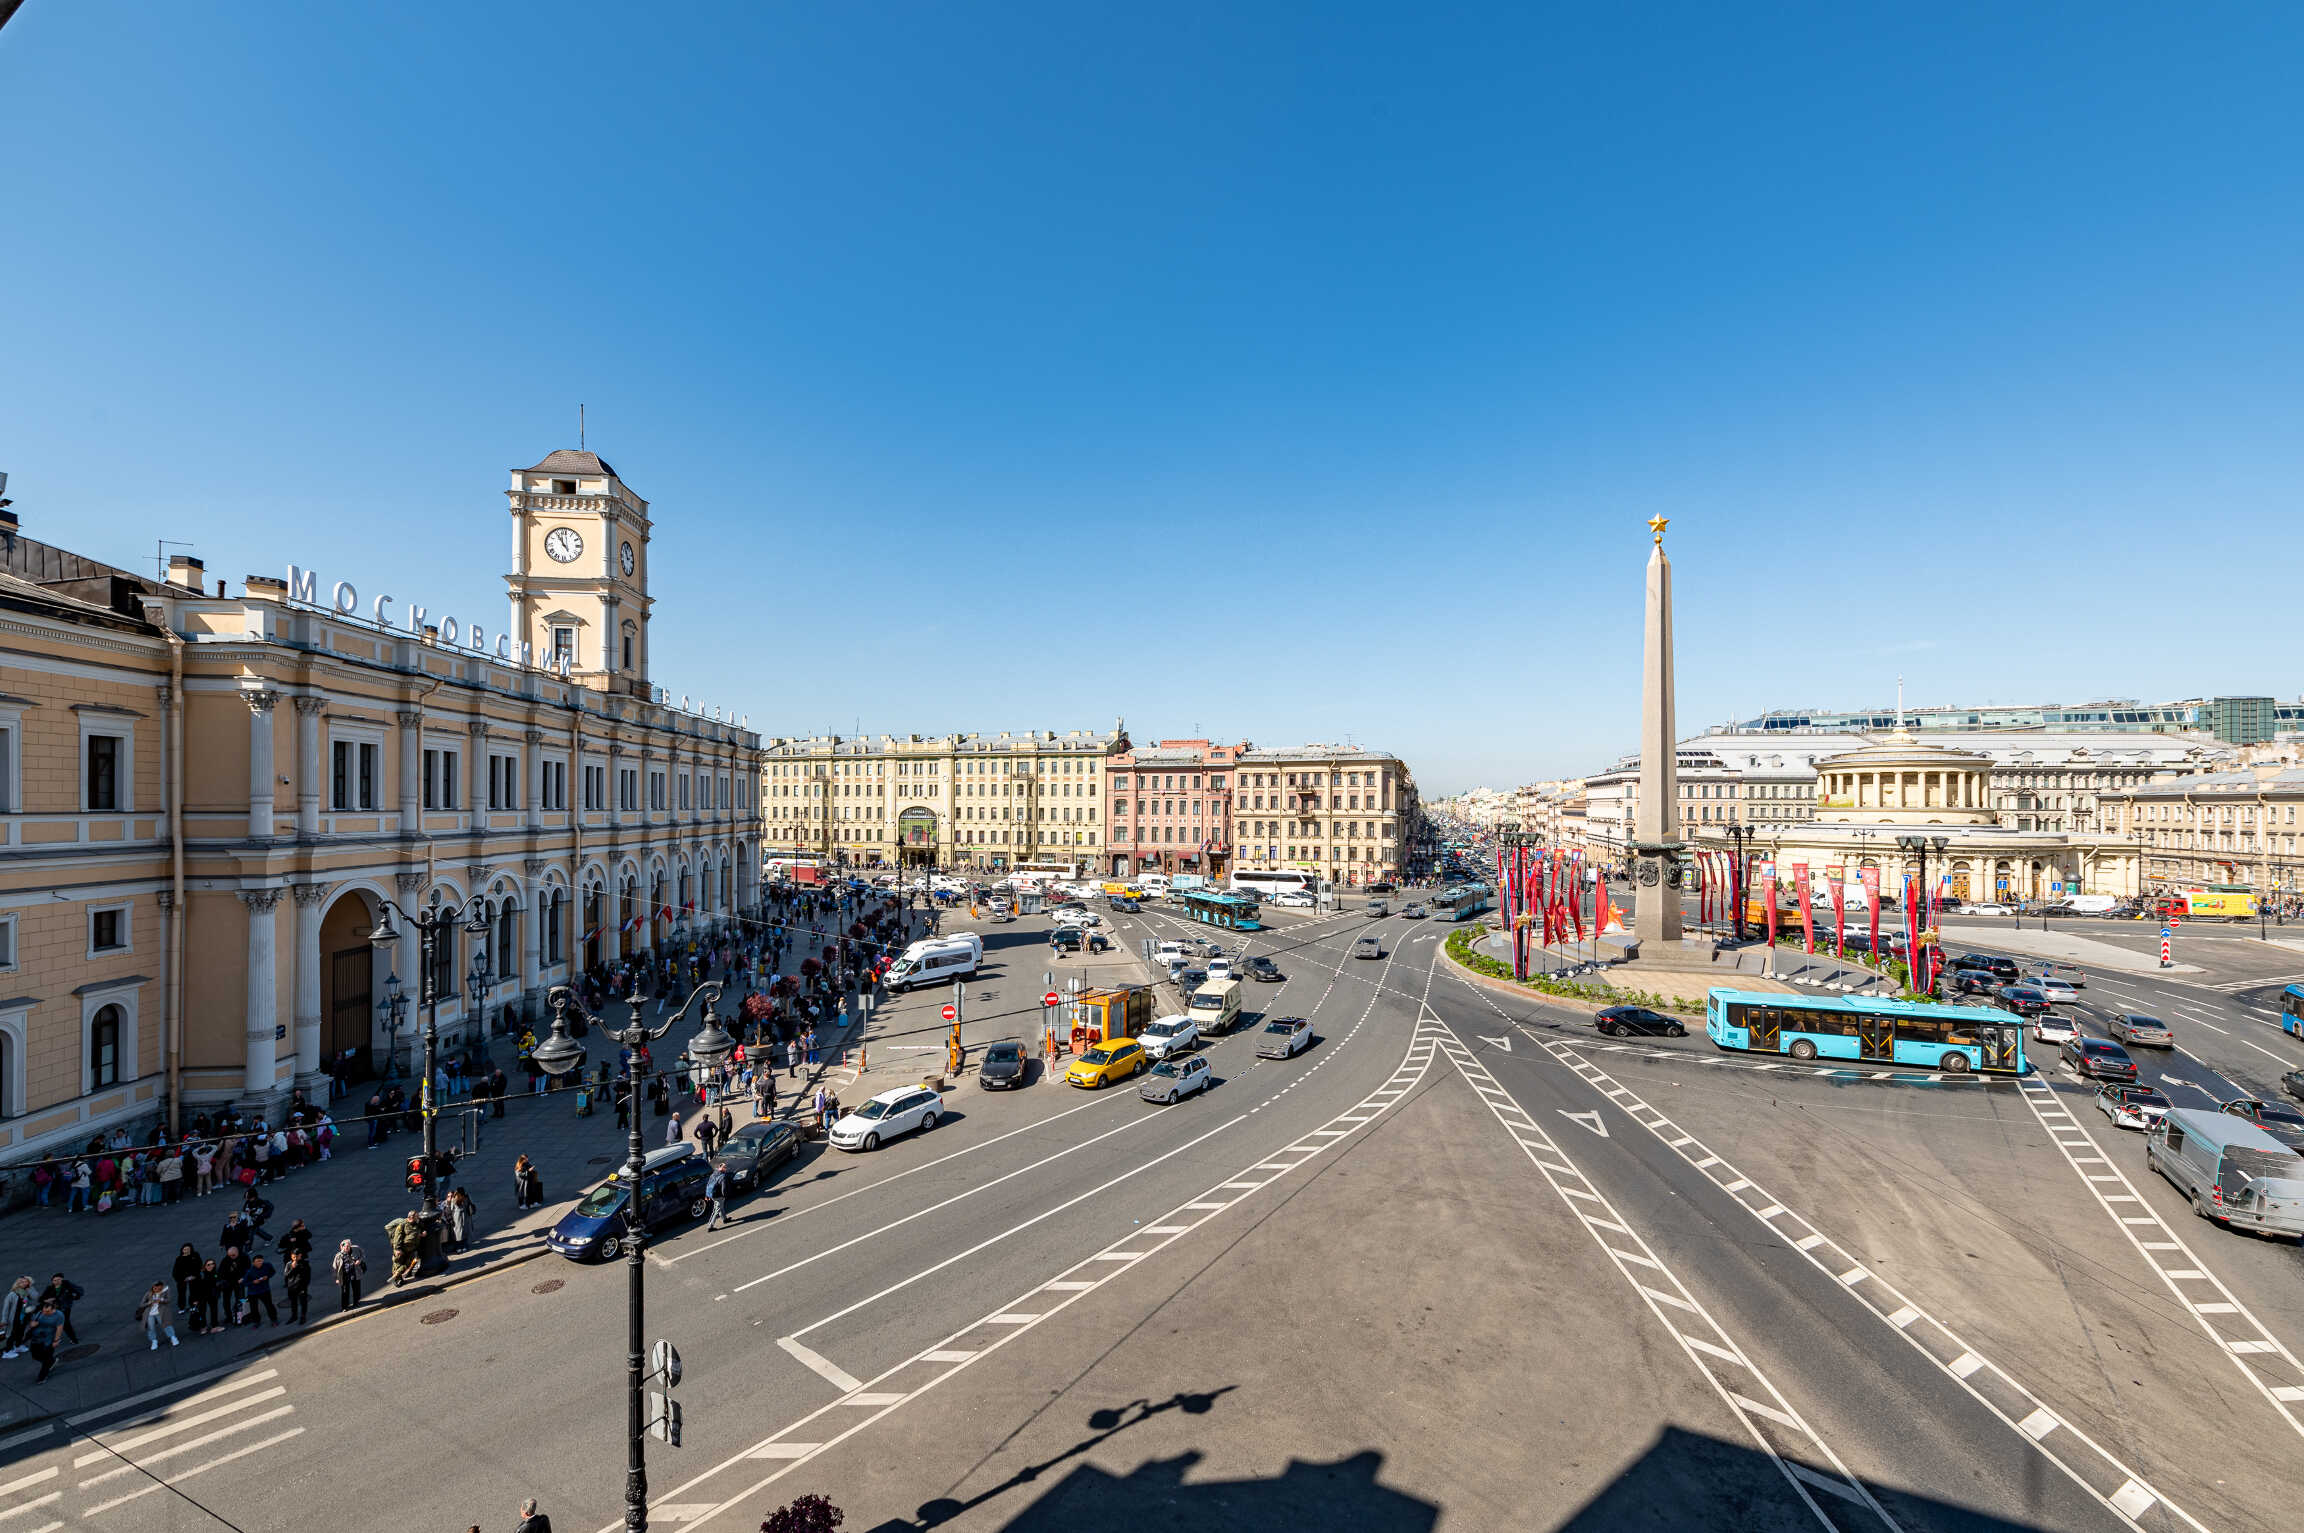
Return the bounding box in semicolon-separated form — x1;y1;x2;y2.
76;1403;297;1486
728;1106;1177;1292
668;1089;1133;1265
73;1386;290;1467
1427;1020;1896;1533
2012;1075;2304;1442
77;1428;306;1519
621;933;1441;1533
61;1362;273;1428
0;1494;60;1524
776;1337;864;1395
2243;1038;2300;1065
0;1470;56;1499
1558;1109;1609;1137
1433;961;2209;1533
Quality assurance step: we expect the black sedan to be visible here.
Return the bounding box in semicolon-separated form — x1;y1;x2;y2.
978;1039;1028;1090
2059;1035;2138;1083
1594;1006;1687;1039
1366;881;1397;894
1245;955;1284;983
716;1120;804;1193
1994;984;2051;1018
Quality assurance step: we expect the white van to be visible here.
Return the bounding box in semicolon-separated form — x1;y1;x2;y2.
1187;979;1242;1036
2060;894;2119;916
885;934;984;993
1135;873;1171;897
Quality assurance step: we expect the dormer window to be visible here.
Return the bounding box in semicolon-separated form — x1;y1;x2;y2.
553;479;576;495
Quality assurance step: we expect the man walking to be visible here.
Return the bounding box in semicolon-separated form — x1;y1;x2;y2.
38;1273;83;1344
514;1497;552;1533
333;1238;366;1311
705;1161;730;1231
22;1298;66;1384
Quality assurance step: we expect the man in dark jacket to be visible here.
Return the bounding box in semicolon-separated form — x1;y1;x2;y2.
38;1274;84;1343
515;1496;552;1532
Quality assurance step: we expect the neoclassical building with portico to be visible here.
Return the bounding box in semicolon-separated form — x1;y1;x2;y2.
0;449;761;1163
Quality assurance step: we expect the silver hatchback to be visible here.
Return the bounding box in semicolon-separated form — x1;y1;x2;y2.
2109;1013;2174;1048
1140;1054;1211;1104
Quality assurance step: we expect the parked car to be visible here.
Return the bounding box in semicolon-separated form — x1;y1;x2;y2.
1065;1038;1148;1089
1400;904;1429;920
1995;984;2052;1020
2218;1097;2304;1153
1245;955;1284;983
829;1086;945;1152
1256;1016;1315;1059
1049;928;1084;955
1139;1054;1212;1104
1594;1006;1686;1039
1138;1014;1200;1061
977;1040;1028;1090
2060;1035;2138;1083
1965;902;2014;916
2095;1084;2172;1131
717;1120;805;1192
548;1145;710;1261
2107;1013;2174;1048
1271;892;1316;909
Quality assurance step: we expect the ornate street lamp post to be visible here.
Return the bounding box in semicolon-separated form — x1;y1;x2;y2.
531;980;735;1533
366;893;493;1266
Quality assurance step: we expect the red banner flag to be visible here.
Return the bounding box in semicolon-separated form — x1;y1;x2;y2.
1760;865;1778;948
1793;861;1813;953
1570;871;1586;942
1862;866;1881;964
1698;851;1711;926
1829;876;1846;960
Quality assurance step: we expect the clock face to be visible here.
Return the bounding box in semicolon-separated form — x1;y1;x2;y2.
544;527;584;564
620;541;636;577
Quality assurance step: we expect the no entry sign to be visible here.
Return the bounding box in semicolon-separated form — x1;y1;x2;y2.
940;1004;957;1021
1042;991;1061;1007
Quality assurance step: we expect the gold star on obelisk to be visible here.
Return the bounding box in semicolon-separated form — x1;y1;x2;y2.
1648;515;1669;546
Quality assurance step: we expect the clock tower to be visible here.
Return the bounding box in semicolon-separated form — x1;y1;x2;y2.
505;449;654;695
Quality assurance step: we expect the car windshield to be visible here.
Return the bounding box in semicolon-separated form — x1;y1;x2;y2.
572;1184;628;1218
852;1100;894;1121
1264;1021;1295;1034
2128;1090;2170;1108
1082;1048;1113;1064
986;1045;1020;1063
1148;1061;1178;1077
1144;1022;1178;1036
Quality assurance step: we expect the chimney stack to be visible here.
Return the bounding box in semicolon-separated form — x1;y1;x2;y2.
168;552;205;591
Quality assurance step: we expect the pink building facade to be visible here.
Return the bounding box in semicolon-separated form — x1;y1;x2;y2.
1104;739;1249;879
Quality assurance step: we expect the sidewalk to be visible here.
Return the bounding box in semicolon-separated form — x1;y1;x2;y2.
0;901;924;1431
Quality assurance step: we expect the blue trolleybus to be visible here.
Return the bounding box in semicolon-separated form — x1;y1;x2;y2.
1181;890;1263;931
1431;883;1496;922
1705;989;2030;1075
2279;984;2304;1040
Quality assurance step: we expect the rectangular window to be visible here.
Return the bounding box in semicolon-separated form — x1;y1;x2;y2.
0;723;13;811
541;760;567;811
551;626;577;668
90;905;128;954
0;916;13;970
86;733;123;811
650;772;666;811
584;763;606;811
422;748;460;810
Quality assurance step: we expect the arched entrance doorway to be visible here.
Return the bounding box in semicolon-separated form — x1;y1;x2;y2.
898;808;938;869
318;890;378;1080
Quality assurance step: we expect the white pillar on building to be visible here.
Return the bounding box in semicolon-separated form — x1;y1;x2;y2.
468;720;488;824
398;710;423;835
245;690;280;840
291;882;328;1086
241;887;283;1102
294;696;326;837
524;729;545;832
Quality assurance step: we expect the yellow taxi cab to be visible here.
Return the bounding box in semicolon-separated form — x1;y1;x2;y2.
1065;1038;1147;1089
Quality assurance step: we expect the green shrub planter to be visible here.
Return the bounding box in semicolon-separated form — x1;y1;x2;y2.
1444;926;1704;1015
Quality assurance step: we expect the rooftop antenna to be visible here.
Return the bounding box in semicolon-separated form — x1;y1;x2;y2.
154;538;195;583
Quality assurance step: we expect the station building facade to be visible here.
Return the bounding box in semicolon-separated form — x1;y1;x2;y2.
0;450;762;1163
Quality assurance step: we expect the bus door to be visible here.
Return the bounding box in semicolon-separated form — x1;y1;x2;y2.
1751;1007;1781;1052
1855;1011;1895;1062
1971;1023;2022;1073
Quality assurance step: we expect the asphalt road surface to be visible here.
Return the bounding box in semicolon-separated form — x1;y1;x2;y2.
3;899;2298;1532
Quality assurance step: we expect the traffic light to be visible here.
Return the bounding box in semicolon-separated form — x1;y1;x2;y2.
405;1155;428;1191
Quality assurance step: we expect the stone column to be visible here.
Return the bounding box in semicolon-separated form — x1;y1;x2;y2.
294;696;327;837
398;710;424;835
291;882;329;1086
522;859;547;996
467;720;488;824
241;887;284;1103
1632;519;1684;947
244;691;281;841
524;729;545;831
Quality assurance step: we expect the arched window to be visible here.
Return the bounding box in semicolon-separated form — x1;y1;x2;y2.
497;899;517;976
90;1004;122;1089
428;918;456;1003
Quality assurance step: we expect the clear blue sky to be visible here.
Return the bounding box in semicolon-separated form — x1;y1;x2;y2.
5;5;2300;794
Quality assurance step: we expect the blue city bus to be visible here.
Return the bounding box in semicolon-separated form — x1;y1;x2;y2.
1431;883;1496;922
1705;988;2030;1075
1181;890;1263;931
2279;984;2304;1040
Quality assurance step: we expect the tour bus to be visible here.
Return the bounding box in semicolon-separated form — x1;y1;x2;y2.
1012;861;1078;888
1704;988;2029;1075
1230;869;1323;899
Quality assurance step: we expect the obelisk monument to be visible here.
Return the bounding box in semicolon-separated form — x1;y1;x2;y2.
1632;516;1684;949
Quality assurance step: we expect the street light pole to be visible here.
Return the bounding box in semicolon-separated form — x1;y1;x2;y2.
367;894;493;1264
532;979;734;1533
